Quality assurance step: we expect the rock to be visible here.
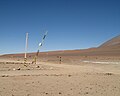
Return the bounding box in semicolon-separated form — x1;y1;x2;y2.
85;92;89;94
45;92;48;94
2;75;9;77
24;64;27;67
105;73;113;75
13;68;16;71
59;92;62;94
68;75;72;77
36;66;40;68
17;67;21;70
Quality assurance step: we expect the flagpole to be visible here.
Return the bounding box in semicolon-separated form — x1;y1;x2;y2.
32;31;48;64
24;32;28;63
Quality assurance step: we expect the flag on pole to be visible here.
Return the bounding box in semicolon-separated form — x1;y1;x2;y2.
39;43;42;47
32;31;48;64
38;31;48;48
43;34;46;40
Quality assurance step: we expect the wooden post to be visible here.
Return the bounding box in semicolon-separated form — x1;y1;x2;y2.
59;57;61;64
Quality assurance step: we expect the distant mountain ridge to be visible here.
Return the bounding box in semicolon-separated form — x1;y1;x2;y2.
99;35;120;48
0;34;120;57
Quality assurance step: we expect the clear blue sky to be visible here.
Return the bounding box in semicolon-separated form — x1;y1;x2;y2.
0;0;120;54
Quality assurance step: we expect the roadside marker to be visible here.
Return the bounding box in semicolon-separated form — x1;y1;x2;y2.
24;32;28;64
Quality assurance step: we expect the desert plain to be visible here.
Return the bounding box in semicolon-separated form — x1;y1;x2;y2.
0;35;120;96
0;49;120;96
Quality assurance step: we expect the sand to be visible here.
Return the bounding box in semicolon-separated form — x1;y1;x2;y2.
1;32;120;96
0;56;120;96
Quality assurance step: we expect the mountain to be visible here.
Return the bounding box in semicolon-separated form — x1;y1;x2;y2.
0;35;120;58
99;35;120;48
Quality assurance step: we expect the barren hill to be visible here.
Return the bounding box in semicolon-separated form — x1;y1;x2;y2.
99;35;120;48
0;35;120;59
43;35;120;56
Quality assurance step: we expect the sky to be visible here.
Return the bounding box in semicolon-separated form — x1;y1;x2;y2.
0;0;120;54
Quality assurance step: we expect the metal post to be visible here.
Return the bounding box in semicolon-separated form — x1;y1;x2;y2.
24;32;28;63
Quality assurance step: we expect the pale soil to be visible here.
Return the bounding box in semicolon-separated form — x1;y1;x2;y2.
0;58;120;96
1;35;120;96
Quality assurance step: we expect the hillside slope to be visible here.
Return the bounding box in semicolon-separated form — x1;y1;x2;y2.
0;35;120;58
99;35;120;48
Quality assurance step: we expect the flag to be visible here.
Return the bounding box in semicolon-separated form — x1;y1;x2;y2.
43;35;46;40
39;43;42;47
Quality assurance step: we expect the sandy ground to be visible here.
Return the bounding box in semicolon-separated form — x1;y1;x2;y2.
0;56;120;96
1;34;120;96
